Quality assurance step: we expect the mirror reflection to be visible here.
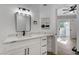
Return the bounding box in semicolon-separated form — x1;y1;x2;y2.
15;12;31;32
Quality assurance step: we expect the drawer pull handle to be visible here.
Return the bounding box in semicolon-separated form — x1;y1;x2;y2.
42;45;47;47
24;49;26;55
28;48;29;55
42;39;46;40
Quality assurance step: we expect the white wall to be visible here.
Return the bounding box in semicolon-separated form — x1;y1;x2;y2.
40;4;53;33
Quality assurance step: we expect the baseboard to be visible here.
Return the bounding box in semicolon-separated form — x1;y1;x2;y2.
72;38;76;40
47;51;56;55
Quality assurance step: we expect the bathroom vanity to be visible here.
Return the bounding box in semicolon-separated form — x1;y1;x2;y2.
2;34;53;55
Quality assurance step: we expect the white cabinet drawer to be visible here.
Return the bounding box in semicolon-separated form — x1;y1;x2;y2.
40;37;47;55
41;40;47;46
41;46;47;52
41;37;47;46
41;46;47;55
41;37;47;41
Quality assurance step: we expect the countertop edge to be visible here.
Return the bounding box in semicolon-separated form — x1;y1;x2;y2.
3;34;53;44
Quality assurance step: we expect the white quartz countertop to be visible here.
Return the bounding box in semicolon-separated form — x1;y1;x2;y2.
3;34;53;44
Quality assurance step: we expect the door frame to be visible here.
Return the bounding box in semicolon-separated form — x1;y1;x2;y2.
55;9;71;54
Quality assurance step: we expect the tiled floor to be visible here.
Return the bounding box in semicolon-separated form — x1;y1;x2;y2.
57;37;76;55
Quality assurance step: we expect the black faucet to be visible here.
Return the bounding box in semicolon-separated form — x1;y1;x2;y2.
22;31;25;36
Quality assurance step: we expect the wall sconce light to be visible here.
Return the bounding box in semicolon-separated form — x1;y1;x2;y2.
16;7;32;16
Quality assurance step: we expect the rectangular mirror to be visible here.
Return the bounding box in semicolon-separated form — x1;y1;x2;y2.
15;13;31;32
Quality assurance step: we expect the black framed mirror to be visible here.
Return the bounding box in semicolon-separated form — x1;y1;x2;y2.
15;12;31;32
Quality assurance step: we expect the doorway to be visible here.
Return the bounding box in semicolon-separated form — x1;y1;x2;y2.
56;20;75;55
57;21;70;42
